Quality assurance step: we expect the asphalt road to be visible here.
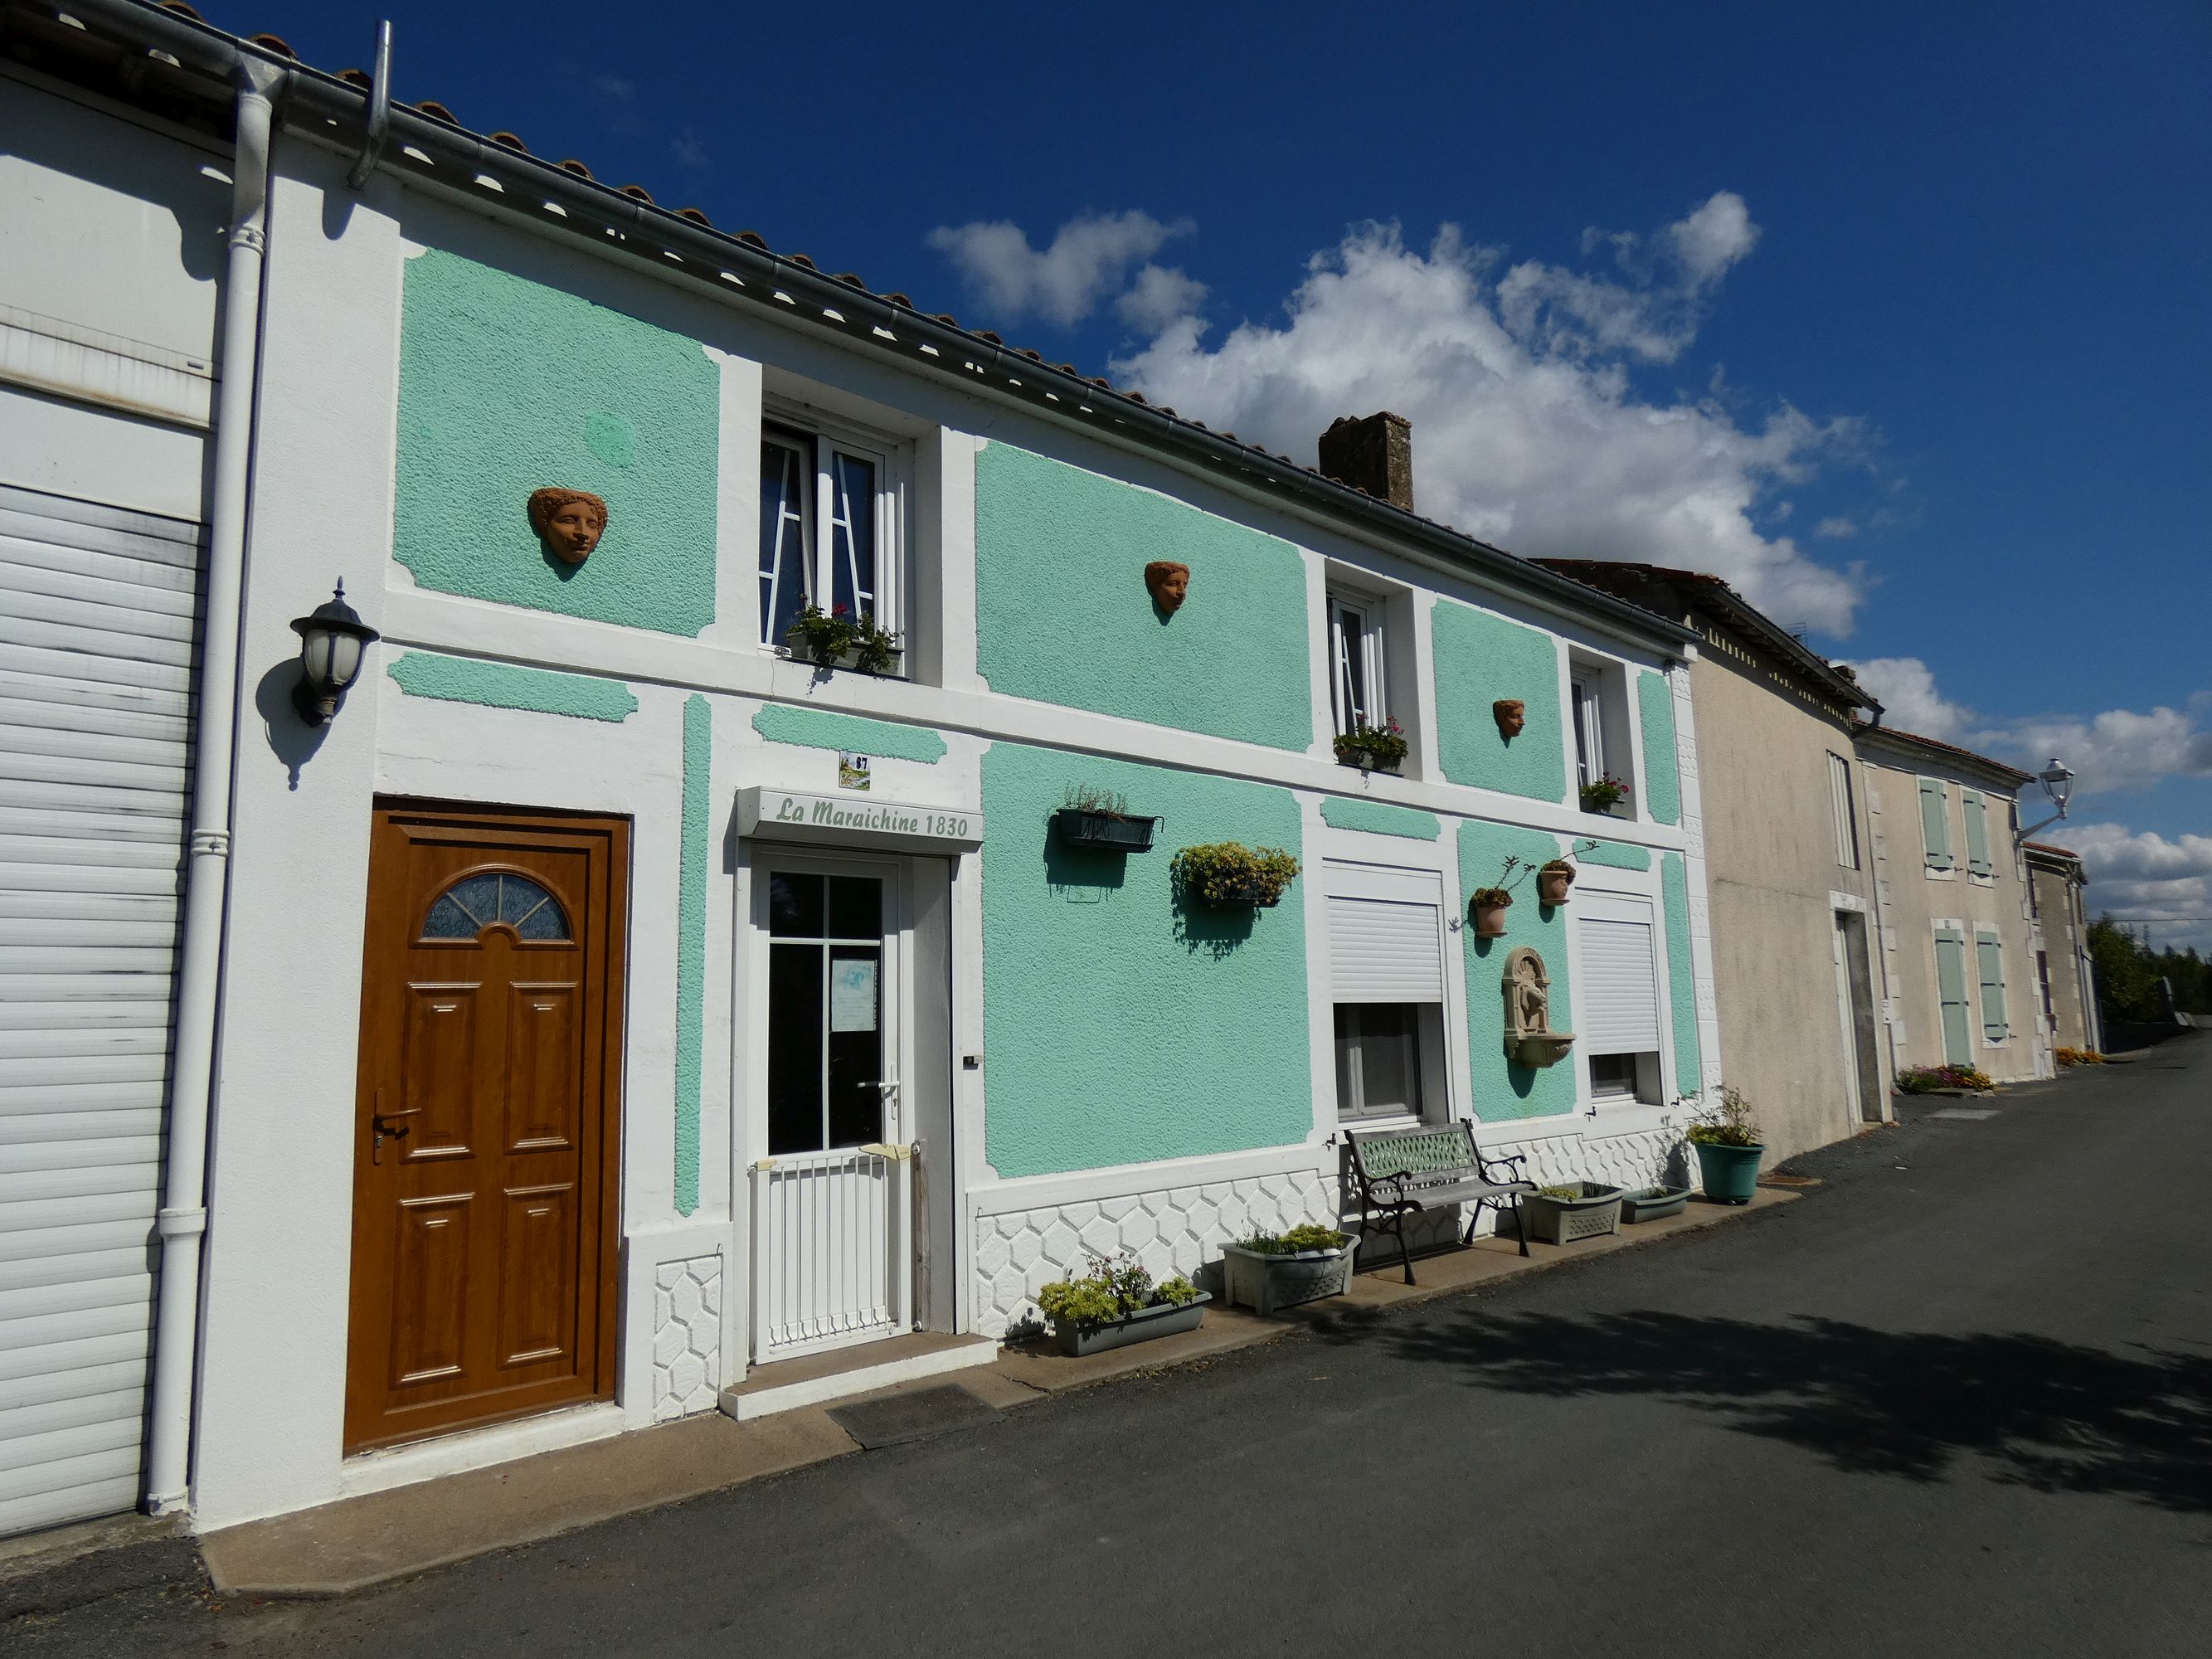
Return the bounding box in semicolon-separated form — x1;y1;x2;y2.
15;1036;2212;1657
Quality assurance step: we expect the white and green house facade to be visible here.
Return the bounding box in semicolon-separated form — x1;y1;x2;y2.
0;6;1722;1535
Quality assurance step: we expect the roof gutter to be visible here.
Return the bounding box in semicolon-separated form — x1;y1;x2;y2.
58;0;1694;655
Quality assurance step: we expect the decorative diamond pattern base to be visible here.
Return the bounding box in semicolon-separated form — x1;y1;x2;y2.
650;1254;722;1422
970;1126;1678;1336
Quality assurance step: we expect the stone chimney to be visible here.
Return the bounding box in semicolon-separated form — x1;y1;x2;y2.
1318;411;1413;513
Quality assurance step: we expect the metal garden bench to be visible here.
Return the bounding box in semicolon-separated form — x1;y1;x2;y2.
1345;1121;1537;1284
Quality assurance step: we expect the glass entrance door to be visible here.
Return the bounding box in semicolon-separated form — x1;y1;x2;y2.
752;860;911;1361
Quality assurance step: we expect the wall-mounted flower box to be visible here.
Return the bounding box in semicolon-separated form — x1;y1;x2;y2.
1332;718;1407;773
785;603;902;674
1172;843;1300;909
1053;808;1159;852
1579;774;1630;815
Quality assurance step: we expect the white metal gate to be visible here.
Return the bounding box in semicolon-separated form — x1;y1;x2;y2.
0;482;202;1535
751;1144;912;1360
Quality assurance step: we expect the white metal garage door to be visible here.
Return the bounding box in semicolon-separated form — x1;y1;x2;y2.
0;481;202;1536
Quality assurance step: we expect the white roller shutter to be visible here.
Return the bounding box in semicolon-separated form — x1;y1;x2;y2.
1576;893;1661;1055
0;481;201;1537
1325;862;1444;1004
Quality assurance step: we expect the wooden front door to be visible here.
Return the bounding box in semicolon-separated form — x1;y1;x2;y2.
345;804;627;1453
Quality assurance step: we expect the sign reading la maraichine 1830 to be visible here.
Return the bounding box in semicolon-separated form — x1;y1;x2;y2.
737;787;984;851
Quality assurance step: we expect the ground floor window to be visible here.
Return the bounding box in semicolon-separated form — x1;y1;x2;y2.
1334;1003;1439;1121
1576;893;1665;1103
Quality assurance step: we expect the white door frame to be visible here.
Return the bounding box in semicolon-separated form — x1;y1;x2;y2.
744;850;918;1363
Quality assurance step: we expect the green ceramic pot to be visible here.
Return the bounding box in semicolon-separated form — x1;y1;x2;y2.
1693;1140;1765;1204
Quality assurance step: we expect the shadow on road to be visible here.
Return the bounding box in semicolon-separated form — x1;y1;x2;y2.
1367;1309;2212;1512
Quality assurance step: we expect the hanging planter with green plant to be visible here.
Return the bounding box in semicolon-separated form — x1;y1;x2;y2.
1172;842;1301;908
1332;718;1408;772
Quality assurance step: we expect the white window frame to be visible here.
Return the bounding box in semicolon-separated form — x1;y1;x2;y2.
1327;591;1387;738
758;414;906;658
1571;672;1605;792
1333;1003;1441;1124
1828;751;1860;871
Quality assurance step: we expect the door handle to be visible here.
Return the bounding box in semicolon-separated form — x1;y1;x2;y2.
371;1088;422;1164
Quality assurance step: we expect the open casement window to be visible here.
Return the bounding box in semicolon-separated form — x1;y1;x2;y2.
1976;932;2010;1043
1962;790;1994;878
1576;893;1664;1103
1918;778;1954;872
758;424;901;658
1328;593;1385;738
1828;752;1860;871
1326;862;1446;1122
1571;674;1605;792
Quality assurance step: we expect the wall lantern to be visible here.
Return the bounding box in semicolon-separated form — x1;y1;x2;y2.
289;581;380;726
2017;756;2075;842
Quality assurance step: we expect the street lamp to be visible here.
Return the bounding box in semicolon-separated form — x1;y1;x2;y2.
2019;757;2074;842
289;581;380;726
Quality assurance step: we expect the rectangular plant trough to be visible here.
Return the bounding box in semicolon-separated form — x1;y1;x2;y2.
1052;809;1159;852
1617;1185;1692;1224
1520;1182;1623;1245
1220;1237;1359;1315
1049;1292;1210;1357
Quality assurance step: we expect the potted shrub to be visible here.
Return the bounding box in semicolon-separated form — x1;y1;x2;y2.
1686;1085;1766;1204
1172;842;1301;908
1035;1249;1209;1357
1537;859;1577;906
785;601;902;674
1052;786;1159;853
1221;1224;1359;1316
1618;1184;1694;1224
1520;1181;1624;1244
1332;717;1408;773
1579;773;1630;814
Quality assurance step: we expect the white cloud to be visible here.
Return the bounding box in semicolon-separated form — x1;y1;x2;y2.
1112;216;1867;633
1839;657;1976;741
1814;516;1858;539
1116;264;1209;333
926;211;1191;328
2063;823;2212;953
1842;656;2212;798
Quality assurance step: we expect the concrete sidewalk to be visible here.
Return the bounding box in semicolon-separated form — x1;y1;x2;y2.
194;1190;1792;1597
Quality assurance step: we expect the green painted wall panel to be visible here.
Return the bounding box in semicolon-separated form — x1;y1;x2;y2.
1573;838;1651;871
1433;602;1566;802
386;650;639;722
1459;820;1577;1121
1637;670;1682;826
980;742;1311;1176
752;704;948;763
973;443;1312;752
1319;796;1441;840
394;249;719;635
674;694;710;1214
1661;852;1702;1096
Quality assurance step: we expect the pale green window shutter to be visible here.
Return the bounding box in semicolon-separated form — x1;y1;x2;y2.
1918;779;1953;870
1962;791;1993;877
1934;931;1973;1065
1976;936;2009;1041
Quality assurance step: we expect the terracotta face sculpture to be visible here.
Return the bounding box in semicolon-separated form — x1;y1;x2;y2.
527;488;609;564
1144;560;1190;614
1493;698;1526;739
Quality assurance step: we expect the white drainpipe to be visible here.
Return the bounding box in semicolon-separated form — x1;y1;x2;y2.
144;53;285;1517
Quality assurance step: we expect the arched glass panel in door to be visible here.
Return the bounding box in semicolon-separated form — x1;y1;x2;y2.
421;870;571;941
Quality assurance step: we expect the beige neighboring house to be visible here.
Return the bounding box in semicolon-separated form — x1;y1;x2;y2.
1534;562;1887;1163
1853;727;2054;1085
2025;843;2103;1053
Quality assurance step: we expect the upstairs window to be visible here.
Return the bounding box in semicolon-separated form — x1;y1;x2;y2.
1571;664;1631;815
1328;593;1386;738
1918;778;1954;873
759;423;902;660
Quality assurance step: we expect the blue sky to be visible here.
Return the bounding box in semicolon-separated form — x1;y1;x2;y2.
243;0;2212;941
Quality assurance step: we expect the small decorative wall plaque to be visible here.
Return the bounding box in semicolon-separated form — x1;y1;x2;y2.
838;752;873;791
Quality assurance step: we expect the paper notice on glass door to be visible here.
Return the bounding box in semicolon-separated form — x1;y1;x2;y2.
830;959;878;1032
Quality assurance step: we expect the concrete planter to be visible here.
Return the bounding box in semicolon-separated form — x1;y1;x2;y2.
1221;1236;1359;1316
1521;1182;1623;1244
1618;1185;1692;1224
1048;1292;1211;1357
